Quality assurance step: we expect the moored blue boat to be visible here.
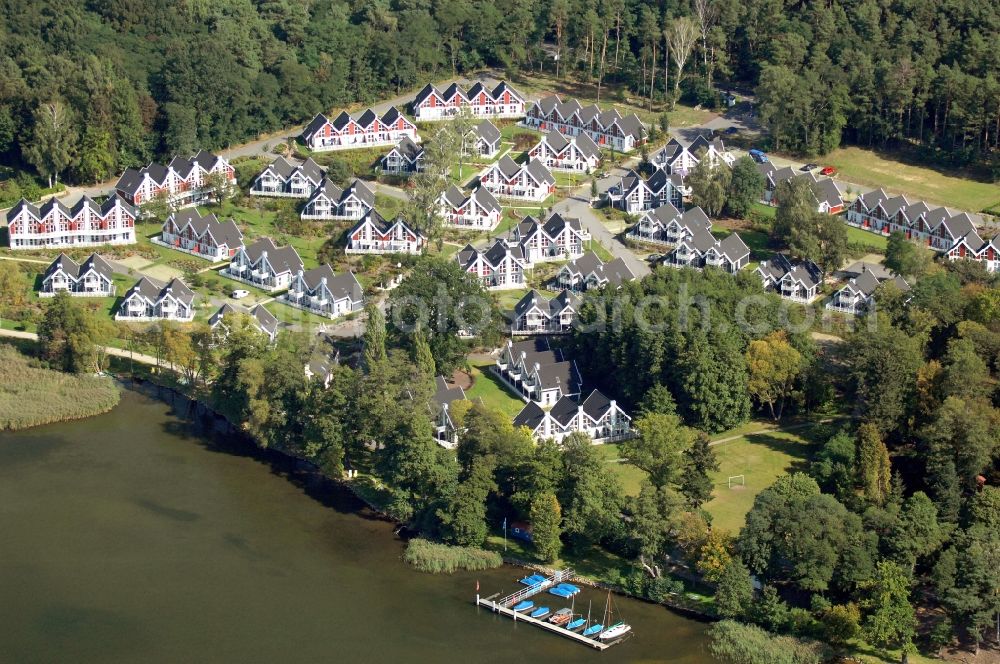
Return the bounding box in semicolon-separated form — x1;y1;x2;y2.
549;583;581;598
519;574;546;587
512;600;534;612
565;618;587;631
582;623;604;637
529;606;551;619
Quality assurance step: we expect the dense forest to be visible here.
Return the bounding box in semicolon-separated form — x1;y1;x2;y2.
1;0;998;191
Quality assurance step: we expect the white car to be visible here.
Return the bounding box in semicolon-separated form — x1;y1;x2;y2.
231;289;250;299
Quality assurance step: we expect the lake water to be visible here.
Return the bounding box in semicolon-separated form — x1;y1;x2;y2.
0;388;713;663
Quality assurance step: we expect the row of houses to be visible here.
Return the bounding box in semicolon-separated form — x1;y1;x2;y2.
847;188;991;254
301;107;418;152
523;95;647;152
7;195;138;250
115;151;236;208
411;80;525;121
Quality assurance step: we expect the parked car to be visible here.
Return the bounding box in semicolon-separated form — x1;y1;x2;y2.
749;149;768;163
231;289;250;299
801;163;818;171
724;126;739;135
820;166;837;176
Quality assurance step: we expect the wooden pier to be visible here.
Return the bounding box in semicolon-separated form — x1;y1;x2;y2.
475;569;615;651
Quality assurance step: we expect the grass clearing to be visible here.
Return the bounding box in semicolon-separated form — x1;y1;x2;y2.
705;429;820;534
824;146;1000;213
598;443;647;497
845;224;888;251
465;361;524;418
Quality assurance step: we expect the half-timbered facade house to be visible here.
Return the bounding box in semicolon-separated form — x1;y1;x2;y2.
345;211;425;255
479;156;555;202
7;194;138;250
157;209;243;261
301;107;418;151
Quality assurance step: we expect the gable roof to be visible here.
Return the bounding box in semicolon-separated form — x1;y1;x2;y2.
524;158;555;186
124;276;194;306
242;237;304;275
513;401;547;431
472;119;501;145
168;209;243;248
716;233;751;261
433;375;467;409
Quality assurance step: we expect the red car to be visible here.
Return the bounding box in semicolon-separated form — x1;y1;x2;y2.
820;166;836;176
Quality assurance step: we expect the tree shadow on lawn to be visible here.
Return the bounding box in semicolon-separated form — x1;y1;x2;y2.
738;432;816;476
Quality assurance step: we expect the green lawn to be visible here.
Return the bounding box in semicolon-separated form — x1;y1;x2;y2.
598;443;647;497
824;146;1000;213
705;429;820;534
465;361;525;418
750;202;776;219
587;239;615;262
845;224;888;251
263;300;348;327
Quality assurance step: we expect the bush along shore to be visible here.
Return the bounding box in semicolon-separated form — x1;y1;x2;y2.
0;344;120;431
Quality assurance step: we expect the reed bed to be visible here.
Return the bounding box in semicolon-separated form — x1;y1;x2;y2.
403;538;503;574
0;345;120;431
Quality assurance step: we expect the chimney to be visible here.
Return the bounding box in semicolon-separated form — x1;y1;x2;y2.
610;399;617;425
534;361;541;373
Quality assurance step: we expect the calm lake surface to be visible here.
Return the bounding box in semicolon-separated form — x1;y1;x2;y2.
0;388;713;663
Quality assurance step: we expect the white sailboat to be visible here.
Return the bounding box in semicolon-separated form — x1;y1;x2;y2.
598;590;632;641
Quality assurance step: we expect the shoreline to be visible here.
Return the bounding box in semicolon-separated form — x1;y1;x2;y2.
114;371;716;621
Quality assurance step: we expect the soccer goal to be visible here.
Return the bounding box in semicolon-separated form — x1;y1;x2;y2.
727;475;746;489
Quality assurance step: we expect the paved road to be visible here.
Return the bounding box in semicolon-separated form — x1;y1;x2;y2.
554;191;651;278
0;328;163;367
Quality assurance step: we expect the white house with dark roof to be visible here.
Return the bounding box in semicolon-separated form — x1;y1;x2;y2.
209;303;280;343
519;359;582;406
157;209;243;261
553;252;637;292
827;264;910;315
759;167;844;214
6;195;138;250
283;265;364;319
604;169;685;214
509;213;590;263
114;150;235;208
223;238;304;291
523;95;647;152
410;80;525;121
628;204;708;246
756;255;823;303
115;277;195;322
301;179;375;220
40;253;115;297
467;119;502;158
510;289;581;335
431;376;468;448
456;239;527;290
494;338;563;385
438;185;502;231
479;155;555;202
513;390;633;443
380;136;425;175
345;211;425;255
528;130;601;172
652;136;734;175
250;157;324;198
301;107;418;152
663;226;751;274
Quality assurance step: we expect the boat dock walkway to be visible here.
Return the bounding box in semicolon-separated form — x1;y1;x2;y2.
475;569;614;651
